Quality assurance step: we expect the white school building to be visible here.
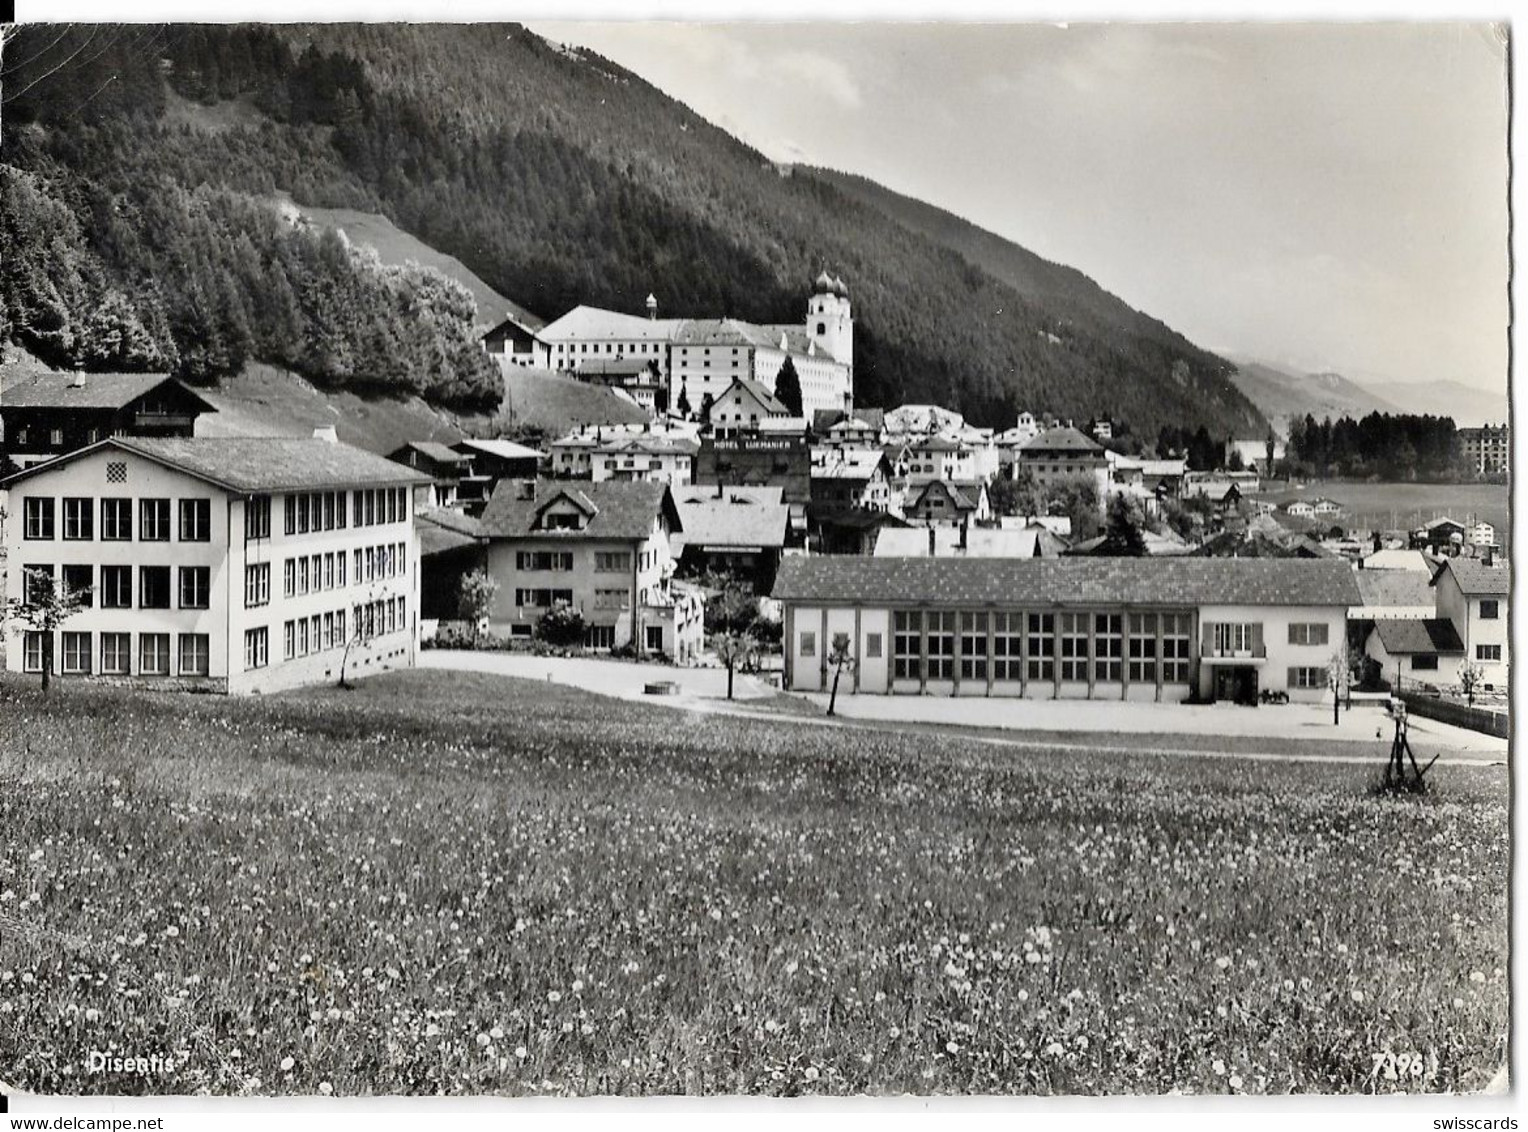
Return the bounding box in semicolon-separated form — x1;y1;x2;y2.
2;436;429;694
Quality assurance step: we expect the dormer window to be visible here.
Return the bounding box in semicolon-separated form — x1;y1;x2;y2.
544;513;583;531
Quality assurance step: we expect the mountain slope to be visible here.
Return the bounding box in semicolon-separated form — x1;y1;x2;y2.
802;166;1208;357
1223;356;1398;433
2;22;1269;439
1355;379;1507;428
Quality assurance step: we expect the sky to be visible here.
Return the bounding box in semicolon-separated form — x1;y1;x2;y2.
529;20;1509;395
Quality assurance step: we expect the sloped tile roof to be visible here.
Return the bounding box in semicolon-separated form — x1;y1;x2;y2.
1354;570;1436;609
478;478;678;540
393;441;471;466
1018;426;1107;456
417;508;486;555
1372;618;1465;655
773;556;1362;608
1436;558;1511;597
1;367;216;411
671;493;790;551
2;436;430;493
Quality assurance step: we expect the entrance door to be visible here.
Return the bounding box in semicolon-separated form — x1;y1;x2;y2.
1213;665;1259;705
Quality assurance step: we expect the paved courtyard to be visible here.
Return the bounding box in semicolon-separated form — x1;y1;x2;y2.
419;649;1508;760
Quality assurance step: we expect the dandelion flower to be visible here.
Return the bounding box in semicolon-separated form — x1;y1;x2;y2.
1016;989;1029;1002
1453;997;1466;1009
1229;1074;1244;1090
1214;956;1231;971
1350;989;1365;1003
1470;971;1487;984
280;1057;295;1072
515;1046;528;1060
1045;1042;1065;1057
1212;1058;1227;1075
946;1040;961;1054
490;1026;504;1040
318;1082;333;1096
804;1066;820;1082
547;990;562;1003
476;1033;491;1047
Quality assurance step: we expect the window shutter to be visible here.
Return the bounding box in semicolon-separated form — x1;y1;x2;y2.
1287;667;1300;688
1316;623;1329;646
1288;623;1300;645
1201;621;1214;654
1251;623;1264;655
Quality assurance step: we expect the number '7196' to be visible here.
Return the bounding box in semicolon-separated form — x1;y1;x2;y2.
1372;1050;1439;1084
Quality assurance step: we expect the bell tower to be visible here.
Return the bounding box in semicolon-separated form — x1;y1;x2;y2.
807;271;852;372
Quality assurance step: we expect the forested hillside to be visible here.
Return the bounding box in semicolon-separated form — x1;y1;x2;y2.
0;23;1269;436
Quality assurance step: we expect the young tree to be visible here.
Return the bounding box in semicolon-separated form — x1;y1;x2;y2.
537;600;586;648
5;566;92;691
1327;642;1354;725
675;380;692;418
826;631;856;716
456;567;499;643
1457;660;1484;707
1049;474;1102;542
713;629;754;701
774;356;803;417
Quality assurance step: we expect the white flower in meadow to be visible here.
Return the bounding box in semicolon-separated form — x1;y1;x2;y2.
1045;1042;1065;1057
1075;1036;1088;1051
874;991;886;1004
1229;1074;1244;1090
946;1041;960;1054
280;1057;295;1072
958;933;971;945
1283;979;1295;992
85;1008;101;1023
515;1046;528;1060
786;960;799;975
581;1022;595;1036
561;1021;574;1034
1350;990;1365;1003
476;1033;491;1047
1016;989;1029;1002
943;961;965;979
1214;956;1231;971
425;1023;441;1037
765;1020;781;1034
326;1007;342;1021
1336;943;1348;955
804;1067;820;1082
1212;1059;1227;1075
572;980;584;994
861;1053;873;1065
28;849;43;862
490;1027;504;1040
710;909;723;922
318;1082;333;1096
165;926;180;938
1453;998;1466;1009
1470;971;1487;984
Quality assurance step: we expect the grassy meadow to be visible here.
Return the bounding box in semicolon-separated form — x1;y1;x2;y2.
0;670;1508;1096
1252;481;1509;547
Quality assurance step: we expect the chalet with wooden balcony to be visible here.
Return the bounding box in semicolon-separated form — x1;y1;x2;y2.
1;368;216;471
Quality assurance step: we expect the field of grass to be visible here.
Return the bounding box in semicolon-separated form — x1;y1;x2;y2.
0;670;1507;1096
1252;481;1509;547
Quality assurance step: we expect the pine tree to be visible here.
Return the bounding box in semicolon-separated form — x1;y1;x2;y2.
774;356;803;416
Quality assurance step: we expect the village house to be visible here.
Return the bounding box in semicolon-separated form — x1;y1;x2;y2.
434;438;543;514
588;433;698;485
1431;557;1509;690
882;403;965;437
814;410;884;447
707;377;791;437
1;368;218;470
574;357;666;417
900;479;992;527
479;303;549;370
2;435;427;693
669;484;791;594
890;434;983;484
1013;426;1110;508
473;479;703;662
387;441;474;509
773;556;1360;705
809;446;895;513
1363;618;1465;687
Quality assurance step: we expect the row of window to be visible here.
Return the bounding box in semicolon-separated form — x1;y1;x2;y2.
283;609;350;661
23;631;209;677
23;564;209;611
23;497;211;542
872;610;1194;684
557;341;663;356
512;550;635;573
281;487;409;537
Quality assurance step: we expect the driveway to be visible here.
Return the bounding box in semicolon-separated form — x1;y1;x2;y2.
419;650;1507;763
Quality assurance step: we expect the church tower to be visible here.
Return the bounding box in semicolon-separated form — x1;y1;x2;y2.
807;270;853;373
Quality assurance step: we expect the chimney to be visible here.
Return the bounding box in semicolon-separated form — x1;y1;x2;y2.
69;362;86;389
1485;545;1495;567
928;526;937;556
645;293;658;321
516;479;535;501
312;425;338;444
959;516;969;551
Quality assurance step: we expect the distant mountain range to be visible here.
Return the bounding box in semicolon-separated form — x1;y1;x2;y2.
1225;353;1507;432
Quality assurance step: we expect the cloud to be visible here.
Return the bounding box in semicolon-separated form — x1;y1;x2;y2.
775;49;863;109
